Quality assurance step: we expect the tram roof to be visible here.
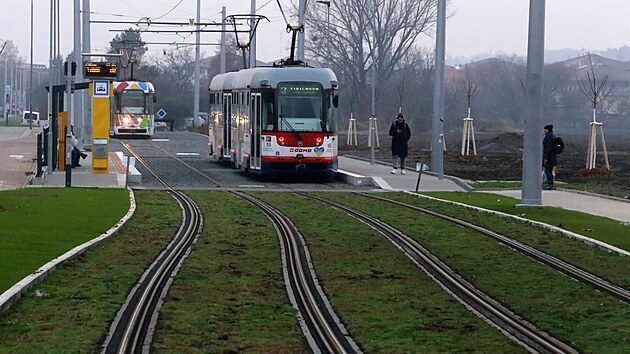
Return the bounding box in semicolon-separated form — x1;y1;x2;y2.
209;66;337;91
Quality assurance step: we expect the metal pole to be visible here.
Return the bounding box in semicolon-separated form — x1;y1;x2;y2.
431;0;445;179
47;0;54;173
249;0;257;68
3;56;7;125
82;0;91;149
370;20;376;165
192;0;201;128
326;3;330;67
65;64;73;187
220;6;226;74
520;0;546;206
29;0;34;130
297;0;305;61
73;0;83;146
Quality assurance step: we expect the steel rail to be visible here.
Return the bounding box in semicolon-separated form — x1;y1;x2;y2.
102;143;203;354
233;191;356;353
362;193;630;304
301;193;580;354
118;140;358;353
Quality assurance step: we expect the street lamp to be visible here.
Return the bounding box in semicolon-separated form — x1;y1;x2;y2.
316;0;331;68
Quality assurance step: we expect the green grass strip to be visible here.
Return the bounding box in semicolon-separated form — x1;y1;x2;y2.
422;191;630;251
319;192;630;353
0;191;181;353
254;192;525;353
470;181;523;189
0;188;129;293
152;191;304;353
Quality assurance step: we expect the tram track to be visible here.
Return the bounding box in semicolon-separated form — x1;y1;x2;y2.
113;140;360;353
360;192;630;305
300;192;581;354
101;143;204;354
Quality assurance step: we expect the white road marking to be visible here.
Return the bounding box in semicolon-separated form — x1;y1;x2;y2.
152;139;170;142
238;185;265;188
9;155;24;159
176;152;200;156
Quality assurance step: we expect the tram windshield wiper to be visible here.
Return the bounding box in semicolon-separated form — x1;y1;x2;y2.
279;113;303;142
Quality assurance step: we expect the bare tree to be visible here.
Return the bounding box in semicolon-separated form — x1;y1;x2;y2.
305;0;439;119
577;54;614;122
577;53;613;170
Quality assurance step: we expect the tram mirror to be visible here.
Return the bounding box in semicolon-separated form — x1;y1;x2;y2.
333;93;339;108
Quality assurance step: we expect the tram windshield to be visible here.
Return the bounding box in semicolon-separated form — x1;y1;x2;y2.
119;90;148;115
277;82;327;132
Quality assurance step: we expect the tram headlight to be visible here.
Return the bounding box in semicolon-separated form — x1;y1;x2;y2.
122;116;131;124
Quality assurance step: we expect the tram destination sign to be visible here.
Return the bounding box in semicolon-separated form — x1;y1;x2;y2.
84;62;118;79
278;83;321;96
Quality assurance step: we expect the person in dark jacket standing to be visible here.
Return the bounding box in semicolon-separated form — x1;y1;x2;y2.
389;113;411;174
542;124;557;190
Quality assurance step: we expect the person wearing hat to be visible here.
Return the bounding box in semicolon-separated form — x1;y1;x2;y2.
389;113;411;174
542;124;557;190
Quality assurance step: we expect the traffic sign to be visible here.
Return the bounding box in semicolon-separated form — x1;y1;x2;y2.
157;108;167;119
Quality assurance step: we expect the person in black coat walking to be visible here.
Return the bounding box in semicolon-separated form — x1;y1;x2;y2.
542;124;557;190
389;113;411;174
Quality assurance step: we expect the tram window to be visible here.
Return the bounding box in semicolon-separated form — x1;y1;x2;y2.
262;92;275;131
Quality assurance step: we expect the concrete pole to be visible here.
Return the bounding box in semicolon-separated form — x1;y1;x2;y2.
73;0;82;143
82;0;91;149
297;0;305;61
249;0;257;68
4;56;8;125
220;6;226;74
193;0;201;128
431;0;446;178
520;0;546;207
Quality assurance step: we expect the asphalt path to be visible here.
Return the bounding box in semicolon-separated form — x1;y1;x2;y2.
114;131;369;191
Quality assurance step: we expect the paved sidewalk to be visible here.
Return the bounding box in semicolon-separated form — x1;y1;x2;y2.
338;155;468;192
0;127;39;190
485;189;630;224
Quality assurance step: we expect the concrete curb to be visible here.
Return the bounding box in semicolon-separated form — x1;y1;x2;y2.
403;191;630;256
115;151;142;183
336;169;373;187
0;188;137;314
342;154;473;191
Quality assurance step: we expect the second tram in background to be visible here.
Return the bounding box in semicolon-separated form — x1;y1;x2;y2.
208;66;339;176
110;81;156;138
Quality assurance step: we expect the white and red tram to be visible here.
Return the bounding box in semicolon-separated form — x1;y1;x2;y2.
208;66;339;176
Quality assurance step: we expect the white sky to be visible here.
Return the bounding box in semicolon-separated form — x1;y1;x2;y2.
2;0;630;65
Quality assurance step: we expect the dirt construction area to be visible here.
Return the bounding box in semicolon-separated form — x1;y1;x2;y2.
340;130;630;198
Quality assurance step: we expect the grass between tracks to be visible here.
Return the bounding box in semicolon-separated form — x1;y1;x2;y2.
253;192;525;353
422;191;630;252
153;191;304;353
0;191;180;353
0;188;129;293
316;192;630;353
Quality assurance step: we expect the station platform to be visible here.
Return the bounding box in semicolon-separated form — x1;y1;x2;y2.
31;151;135;189
337;155;469;192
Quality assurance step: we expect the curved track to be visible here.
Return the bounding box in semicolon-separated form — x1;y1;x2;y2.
101;144;204;354
301;193;580;354
362;193;630;304
111;140;359;353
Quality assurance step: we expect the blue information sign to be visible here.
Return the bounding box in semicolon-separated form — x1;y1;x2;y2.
157;108;167;119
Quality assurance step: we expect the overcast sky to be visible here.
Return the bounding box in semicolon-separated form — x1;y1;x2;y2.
2;0;630;65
